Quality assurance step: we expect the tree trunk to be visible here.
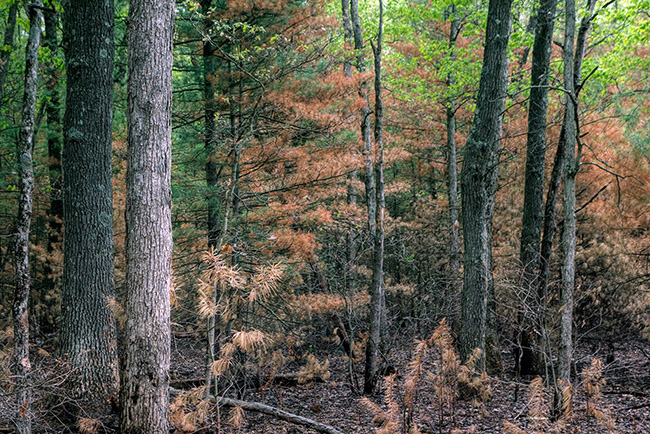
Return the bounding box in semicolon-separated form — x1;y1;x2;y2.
202;0;220;250
0;0;19;110
558;0;577;386
364;0;384;394
517;0;559;376
13;4;41;433
120;0;174;432
459;0;513;369
445;4;461;334
60;0;119;411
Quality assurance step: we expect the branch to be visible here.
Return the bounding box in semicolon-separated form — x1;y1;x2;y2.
169;387;345;434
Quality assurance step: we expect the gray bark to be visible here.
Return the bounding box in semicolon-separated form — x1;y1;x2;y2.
446;4;461;334
517;0;559;376
364;0;384;394
459;0;513;369
559;0;577;385
120;0;174;432
0;0;19;110
13;4;41;433
341;0;353;78
60;0;119;410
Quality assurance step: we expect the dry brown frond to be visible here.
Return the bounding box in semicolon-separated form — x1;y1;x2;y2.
558;379;573;423
359;396;389;426
231;329;268;353
298;353;330;384
106;296;124;329
212;356;232;377
228;405;246;429
528;377;548;432
503;421;529;434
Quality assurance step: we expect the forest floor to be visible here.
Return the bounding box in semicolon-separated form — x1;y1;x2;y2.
167;328;650;434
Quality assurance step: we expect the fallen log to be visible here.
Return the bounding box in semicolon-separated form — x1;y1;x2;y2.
169;387;345;434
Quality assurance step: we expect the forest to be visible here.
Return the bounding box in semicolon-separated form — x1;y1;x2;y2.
0;0;648;432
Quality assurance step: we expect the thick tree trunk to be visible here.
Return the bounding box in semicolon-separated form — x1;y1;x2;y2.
559;0;577;385
13;4;41;433
364;0;384;394
459;0;513;369
60;0;119;411
0;0;19;109
446;5;461;334
517;0;559;376
120;0;174;432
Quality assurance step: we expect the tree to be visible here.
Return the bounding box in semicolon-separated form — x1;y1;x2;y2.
517;0;559;376
0;0;19;110
458;0;514;368
364;0;386;395
60;0;119;411
119;0;174;431
13;3;42;433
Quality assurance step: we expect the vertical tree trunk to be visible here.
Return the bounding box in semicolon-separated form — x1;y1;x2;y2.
13;4;41;433
364;0;384;395
0;0;19;109
559;0;576;385
120;0;174;432
60;0;119;411
202;0;220;250
459;0;513;369
445;4;461;333
517;0;559;376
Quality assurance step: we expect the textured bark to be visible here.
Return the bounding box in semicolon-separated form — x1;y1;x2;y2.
446;5;461;334
0;0;19;109
202;0;220;249
559;0;577;385
459;0;513;368
517;0;559;376
60;0;119;410
120;0;174;432
13;4;41;433
364;0;384;394
341;0;353;78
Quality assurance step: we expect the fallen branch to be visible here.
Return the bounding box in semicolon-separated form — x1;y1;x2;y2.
169;387;345;434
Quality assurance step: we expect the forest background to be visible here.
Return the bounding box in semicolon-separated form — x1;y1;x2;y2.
0;0;648;432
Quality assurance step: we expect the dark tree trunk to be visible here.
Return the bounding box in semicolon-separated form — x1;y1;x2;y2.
120;0;174;431
364;0;384;395
60;0;119;411
0;0;19;109
13;4;41;433
459;0;514;369
517;0;559;376
202;0;220;250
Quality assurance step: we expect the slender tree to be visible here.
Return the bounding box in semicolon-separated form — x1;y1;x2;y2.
517;0;559;376
364;0;385;395
120;0;174;431
60;0;119;410
0;0;19;110
559;0;577;385
459;0;514;368
13;3;41;433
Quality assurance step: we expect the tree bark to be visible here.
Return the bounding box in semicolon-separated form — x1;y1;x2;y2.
559;0;577;386
459;0;513;369
60;0;119;411
202;0;220;250
364;0;384;394
445;4;461;334
0;0;19;110
120;0;174;432
517;0;559;376
13;4;41;433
